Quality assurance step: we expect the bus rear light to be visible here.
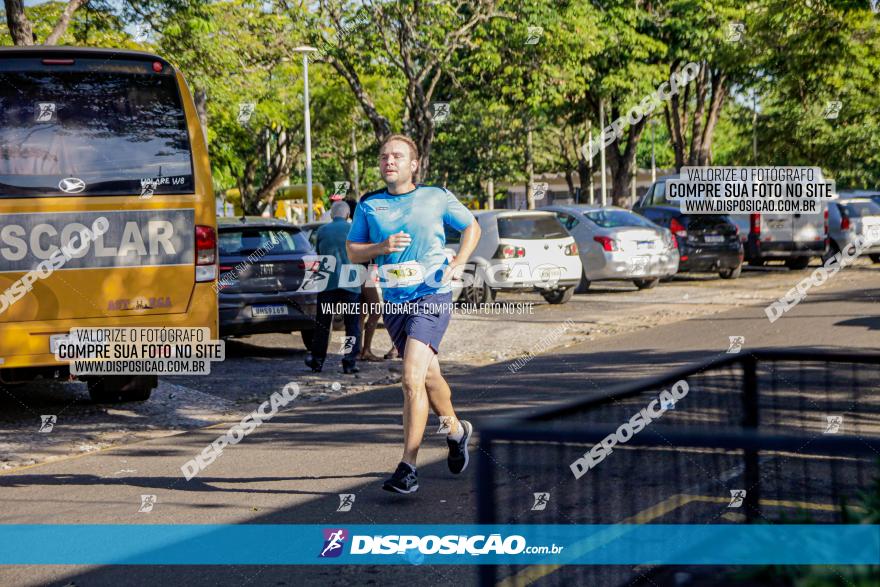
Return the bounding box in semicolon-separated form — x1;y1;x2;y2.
750;214;761;236
195;225;217;282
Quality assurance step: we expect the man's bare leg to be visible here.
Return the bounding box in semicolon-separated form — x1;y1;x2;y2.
425;355;460;436
401;337;434;465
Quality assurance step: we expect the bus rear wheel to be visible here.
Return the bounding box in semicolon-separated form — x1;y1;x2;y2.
85;375;156;403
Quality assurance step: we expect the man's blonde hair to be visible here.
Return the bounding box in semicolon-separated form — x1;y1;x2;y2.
380;134;419;161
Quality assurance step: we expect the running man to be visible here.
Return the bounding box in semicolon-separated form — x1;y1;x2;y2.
346;134;481;494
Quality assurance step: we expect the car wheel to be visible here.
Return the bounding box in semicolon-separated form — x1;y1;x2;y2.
869;254;880;264
785;257;811;270
462;268;494;305
86;375;156;403
633;278;660;290
719;263;743;279
576;270;591;293
541;287;574;304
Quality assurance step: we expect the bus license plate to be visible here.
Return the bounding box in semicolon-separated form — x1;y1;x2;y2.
252;305;288;317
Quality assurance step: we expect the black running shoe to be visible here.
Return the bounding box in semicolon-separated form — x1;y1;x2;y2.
447;420;473;474
304;356;323;373
382;462;419;494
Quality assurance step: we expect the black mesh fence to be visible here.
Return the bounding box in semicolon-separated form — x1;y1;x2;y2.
476;350;880;587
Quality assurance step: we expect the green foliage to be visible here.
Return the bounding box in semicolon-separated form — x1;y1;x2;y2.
1;1;134;47
741;0;880;189
3;0;879;200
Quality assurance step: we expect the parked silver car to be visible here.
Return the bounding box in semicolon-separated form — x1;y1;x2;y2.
542;205;679;290
826;197;880;263
445;210;583;304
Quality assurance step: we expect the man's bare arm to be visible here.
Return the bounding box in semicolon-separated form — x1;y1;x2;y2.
452;220;480;267
347;232;412;264
444;220;481;283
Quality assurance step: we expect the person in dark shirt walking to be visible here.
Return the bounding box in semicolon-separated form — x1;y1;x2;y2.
306;201;362;374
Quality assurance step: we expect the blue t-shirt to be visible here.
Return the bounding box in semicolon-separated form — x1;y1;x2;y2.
347;185;474;303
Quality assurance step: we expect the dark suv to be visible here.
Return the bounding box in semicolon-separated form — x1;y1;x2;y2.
634;178;744;279
217;217;317;339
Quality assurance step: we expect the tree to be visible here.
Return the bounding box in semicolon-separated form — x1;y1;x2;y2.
158;1;305;213
647;0;749;170
3;0;89;45
447;0;601;208
307;0;500;181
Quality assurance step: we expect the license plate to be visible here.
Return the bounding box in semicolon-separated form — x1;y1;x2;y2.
540;268;562;281
704;235;724;243
631;257;649;273
637;241;653;250
252;305;288;317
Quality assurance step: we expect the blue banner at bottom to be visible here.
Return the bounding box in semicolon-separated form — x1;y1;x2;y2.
0;525;877;565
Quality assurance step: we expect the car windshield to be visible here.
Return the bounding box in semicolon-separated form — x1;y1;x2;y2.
497;215;568;239
0;60;193;197
585;209;656;229
843;200;880;217
218;228;310;255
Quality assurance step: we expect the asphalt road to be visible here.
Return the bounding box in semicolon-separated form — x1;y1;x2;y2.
0;268;877;587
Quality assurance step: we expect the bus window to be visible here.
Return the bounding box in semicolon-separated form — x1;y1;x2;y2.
0;61;193;197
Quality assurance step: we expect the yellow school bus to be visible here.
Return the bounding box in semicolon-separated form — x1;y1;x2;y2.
0;47;217;402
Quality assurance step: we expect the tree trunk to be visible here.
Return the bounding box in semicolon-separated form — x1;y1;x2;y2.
194;88;209;146
5;0;34;45
44;0;87;46
606;117;647;208
486;177;494;210
697;70;727;166
664;62;727;170
577;157;591;204
564;169;575;198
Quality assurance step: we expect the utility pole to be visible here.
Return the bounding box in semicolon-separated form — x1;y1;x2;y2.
587;119;594;205
631;167;637;209
599;99;607;207
650;118;657;184
351;125;360;197
752;90;758;164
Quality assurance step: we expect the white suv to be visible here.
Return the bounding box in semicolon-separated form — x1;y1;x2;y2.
445;210;583;304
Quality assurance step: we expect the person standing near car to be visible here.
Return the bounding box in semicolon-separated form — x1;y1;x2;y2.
306;201;362;374
346;134;481;494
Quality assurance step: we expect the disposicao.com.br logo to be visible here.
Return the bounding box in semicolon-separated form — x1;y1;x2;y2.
319;528;563;558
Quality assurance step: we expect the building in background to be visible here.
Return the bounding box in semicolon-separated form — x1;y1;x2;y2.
497;168;675;210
